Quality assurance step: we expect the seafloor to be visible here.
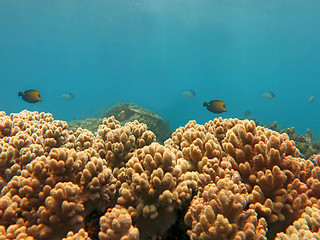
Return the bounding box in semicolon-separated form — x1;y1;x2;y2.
0;110;320;240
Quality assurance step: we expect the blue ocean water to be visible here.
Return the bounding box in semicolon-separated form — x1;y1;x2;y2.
1;0;319;137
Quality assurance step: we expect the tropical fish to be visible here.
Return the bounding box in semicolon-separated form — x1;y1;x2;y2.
98;108;104;115
60;92;74;101
203;100;227;114
181;90;196;98
118;111;127;121
118;107;135;121
18;90;42;103
260;91;275;100
243;110;251;117
309;96;316;103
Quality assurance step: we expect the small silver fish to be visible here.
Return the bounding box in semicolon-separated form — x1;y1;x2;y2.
260;91;275;100
60;92;75;101
309;96;316;103
181;90;196;98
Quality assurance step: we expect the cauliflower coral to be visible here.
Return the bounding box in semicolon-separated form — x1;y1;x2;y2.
1;110;320;240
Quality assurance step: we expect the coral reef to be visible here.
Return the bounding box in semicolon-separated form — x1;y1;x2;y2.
68;117;102;133
1;111;320;240
99;205;139;240
253;119;320;159
104;103;172;143
275;200;320;239
282;127;320;159
68;103;173;144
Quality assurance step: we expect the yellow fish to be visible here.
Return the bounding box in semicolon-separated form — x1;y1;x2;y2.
203;100;227;114
118;111;126;121
18;90;42;103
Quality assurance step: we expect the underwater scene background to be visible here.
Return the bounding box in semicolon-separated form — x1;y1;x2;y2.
1;0;320;137
2;1;320;239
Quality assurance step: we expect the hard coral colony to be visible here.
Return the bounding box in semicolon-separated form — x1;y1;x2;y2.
0;110;320;240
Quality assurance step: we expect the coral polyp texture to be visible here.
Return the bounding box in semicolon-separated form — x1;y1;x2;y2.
1;110;320;240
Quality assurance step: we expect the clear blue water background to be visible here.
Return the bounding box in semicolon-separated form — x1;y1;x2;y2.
1;0;319;137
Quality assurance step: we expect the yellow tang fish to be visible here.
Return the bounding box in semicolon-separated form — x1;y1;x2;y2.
203;100;227;114
18;90;42;103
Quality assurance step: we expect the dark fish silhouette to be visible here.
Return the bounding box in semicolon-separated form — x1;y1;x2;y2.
203;100;227;114
18;90;42;103
244;110;251;117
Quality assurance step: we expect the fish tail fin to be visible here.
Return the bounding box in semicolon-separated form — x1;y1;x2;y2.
18;92;23;96
203;102;208;107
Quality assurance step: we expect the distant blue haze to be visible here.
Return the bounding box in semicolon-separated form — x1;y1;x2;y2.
1;0;319;138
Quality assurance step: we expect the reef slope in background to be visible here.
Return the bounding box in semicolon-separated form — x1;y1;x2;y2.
1;110;320;240
68;103;172;144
